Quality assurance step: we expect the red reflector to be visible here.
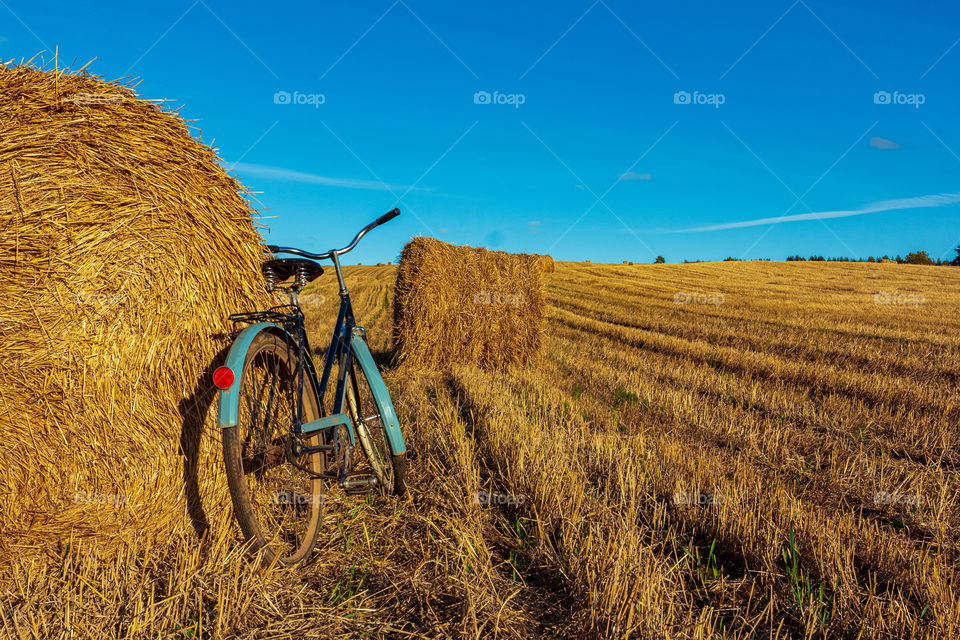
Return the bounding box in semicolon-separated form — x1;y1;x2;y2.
213;366;235;390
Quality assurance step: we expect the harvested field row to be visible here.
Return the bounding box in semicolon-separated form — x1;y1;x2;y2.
386;260;960;638
303;259;959;638
6;255;959;638
547;283;960;381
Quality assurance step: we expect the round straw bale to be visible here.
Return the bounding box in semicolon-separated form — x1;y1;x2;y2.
536;254;555;273
0;64;270;553
393;237;544;370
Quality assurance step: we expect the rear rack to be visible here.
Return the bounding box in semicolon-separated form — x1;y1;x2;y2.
228;306;303;329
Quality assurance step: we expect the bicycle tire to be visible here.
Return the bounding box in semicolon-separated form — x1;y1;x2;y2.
344;344;407;496
222;331;324;566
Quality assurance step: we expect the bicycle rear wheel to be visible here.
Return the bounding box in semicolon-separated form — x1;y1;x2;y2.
222;332;324;566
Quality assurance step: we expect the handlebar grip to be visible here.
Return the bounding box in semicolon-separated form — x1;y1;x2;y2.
375;208;401;226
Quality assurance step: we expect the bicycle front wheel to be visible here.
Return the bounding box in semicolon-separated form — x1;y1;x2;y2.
222;331;324;566
344;341;407;496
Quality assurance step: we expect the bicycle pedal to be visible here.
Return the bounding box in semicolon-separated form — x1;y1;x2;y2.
339;475;379;491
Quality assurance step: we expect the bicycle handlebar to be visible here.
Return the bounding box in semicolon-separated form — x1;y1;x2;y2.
266;208;400;260
375;207;401;226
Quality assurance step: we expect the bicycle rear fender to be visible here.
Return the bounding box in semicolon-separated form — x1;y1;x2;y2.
217;321;286;429
350;334;406;455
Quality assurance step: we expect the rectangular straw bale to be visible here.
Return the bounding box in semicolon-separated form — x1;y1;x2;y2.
393;237;544;370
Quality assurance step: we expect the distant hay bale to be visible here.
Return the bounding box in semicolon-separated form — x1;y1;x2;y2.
0;64;270;554
393;238;543;370
536;254;555;273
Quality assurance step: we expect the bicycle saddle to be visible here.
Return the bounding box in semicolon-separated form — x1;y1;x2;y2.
261;258;324;287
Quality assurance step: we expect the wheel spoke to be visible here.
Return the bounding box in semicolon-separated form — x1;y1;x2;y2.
261;353;280;437
240;441;286;475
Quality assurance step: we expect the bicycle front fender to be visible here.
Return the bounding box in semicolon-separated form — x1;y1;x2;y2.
217;321;285;428
350;335;406;455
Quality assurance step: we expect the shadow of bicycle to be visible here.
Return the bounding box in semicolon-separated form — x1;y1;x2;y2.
177;342;231;543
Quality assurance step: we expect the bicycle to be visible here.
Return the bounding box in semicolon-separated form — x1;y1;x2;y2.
212;208;407;566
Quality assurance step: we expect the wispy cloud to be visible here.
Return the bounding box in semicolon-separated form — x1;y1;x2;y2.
869;136;901;150
528;220;542;234
685;192;960;232
229;162;420;192
619;171;652;181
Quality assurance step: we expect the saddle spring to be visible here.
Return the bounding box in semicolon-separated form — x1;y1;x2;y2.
293;263;311;291
262;264;280;291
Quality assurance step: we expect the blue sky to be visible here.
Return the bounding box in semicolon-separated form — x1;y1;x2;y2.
4;0;960;263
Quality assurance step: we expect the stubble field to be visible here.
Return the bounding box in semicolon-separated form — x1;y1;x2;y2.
5;259;958;640
304;259;960;639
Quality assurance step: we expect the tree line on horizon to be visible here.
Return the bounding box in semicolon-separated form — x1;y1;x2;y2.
784;247;959;265
652;246;960;266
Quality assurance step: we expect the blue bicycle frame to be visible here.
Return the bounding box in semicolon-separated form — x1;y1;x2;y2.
216;209;406;484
